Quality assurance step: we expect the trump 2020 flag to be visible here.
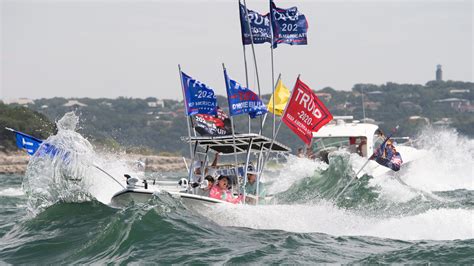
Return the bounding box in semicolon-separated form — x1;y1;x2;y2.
181;71;217;116
224;69;267;118
270;0;308;48
239;2;272;45
282;78;333;144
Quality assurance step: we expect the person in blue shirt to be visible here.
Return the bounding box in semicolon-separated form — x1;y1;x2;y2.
243;165;266;204
373;139;403;171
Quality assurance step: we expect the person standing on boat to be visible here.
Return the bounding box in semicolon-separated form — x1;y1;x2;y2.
209;175;242;204
357;137;368;157
243;165;266;205
191;153;220;187
373;129;385;151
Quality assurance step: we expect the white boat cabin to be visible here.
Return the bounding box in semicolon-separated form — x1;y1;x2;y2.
310;116;382;162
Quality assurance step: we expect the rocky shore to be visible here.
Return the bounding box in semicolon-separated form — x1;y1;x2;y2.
0;151;29;174
0;151;186;174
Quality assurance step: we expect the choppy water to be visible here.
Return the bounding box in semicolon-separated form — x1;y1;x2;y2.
0;114;473;263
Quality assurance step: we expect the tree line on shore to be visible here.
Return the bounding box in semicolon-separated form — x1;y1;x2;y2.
1;80;472;155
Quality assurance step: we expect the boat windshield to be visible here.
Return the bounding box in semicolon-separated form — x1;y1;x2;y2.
310;136;368;163
313;137;350;151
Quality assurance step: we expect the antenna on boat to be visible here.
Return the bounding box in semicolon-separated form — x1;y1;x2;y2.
92;164;126;189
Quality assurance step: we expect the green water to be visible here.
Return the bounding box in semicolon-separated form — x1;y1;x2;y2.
1;173;472;264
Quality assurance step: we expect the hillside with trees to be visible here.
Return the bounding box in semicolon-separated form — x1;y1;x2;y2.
0;103;56;151
1;80;472;155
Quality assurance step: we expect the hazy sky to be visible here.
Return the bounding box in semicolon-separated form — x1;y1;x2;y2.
1;0;472;100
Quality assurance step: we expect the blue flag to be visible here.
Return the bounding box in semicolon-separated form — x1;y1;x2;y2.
270;0;308;48
8;128;65;159
181;72;217;116
239;2;272;45
224;69;267;118
13;130;43;155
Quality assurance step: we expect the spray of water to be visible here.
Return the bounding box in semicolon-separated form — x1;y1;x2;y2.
400;127;474;191
22;112;129;215
200;127;474;241
205;203;473;240
265;155;328;195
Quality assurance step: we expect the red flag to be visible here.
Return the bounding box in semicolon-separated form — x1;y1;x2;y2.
282;78;333;144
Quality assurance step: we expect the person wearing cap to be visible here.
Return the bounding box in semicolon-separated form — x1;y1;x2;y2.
197;175;215;197
243;165;266;205
209;175;242;204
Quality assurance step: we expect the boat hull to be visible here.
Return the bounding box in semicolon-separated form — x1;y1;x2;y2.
110;188;228;209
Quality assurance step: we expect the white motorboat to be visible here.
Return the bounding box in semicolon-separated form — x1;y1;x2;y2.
110;133;291;207
310;116;424;178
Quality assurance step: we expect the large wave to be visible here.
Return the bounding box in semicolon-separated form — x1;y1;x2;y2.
20;114;473;241
201;127;474;241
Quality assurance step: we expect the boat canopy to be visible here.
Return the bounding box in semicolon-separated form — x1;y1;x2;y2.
183;133;291;155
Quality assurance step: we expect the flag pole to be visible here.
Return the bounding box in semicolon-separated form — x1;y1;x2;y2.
239;0;252;134
243;45;251;133
178;64;194;158
265;73;281;135
223;63;239;169
258;113;267;135
242;0;263;133
269;0;276;140
258;75;300;187
271;47;276;138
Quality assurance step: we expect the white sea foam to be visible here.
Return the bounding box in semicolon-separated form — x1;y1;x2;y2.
344;127;473;202
202;127;474;241
400;128;474;191
205;203;474;241
0;187;24;197
265;155;327;194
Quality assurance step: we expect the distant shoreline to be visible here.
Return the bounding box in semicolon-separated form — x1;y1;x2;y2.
0;151;186;174
0;151;29;174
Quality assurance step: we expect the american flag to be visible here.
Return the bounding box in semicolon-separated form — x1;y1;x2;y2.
391;154;403;166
